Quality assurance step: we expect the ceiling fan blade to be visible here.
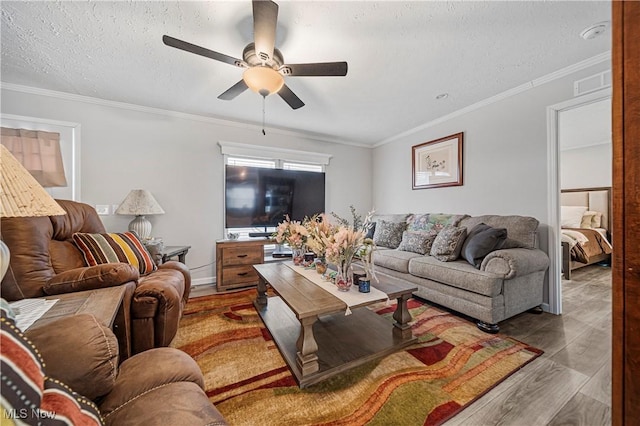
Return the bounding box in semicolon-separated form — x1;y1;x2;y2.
280;62;348;77
163;35;244;67
218;80;249;100
278;84;305;110
252;0;278;62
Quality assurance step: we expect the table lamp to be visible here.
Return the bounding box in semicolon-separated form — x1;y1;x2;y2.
115;189;165;240
0;144;66;280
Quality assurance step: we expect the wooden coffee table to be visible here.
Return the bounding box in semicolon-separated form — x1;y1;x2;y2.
253;263;418;388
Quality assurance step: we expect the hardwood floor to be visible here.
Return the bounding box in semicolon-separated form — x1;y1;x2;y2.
445;265;612;426
188;265;612;426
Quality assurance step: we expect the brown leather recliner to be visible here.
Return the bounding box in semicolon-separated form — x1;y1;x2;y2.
0;199;191;356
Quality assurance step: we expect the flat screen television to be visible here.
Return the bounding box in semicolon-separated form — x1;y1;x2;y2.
225;165;326;229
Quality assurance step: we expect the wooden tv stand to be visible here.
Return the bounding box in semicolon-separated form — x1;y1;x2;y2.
215;238;278;292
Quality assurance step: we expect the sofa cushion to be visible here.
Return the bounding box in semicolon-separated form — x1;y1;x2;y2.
373;219;406;249
430;226;467;261
408;256;504;297
73;231;157;275
372;248;422;274
397;230;438;255
459;215;539;248
460;224;507;268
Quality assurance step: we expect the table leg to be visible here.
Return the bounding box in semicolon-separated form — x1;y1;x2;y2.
256;276;268;306
295;316;319;376
392;293;413;339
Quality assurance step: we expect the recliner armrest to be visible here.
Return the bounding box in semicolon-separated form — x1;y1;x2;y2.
480;248;549;279
158;260;191;301
43;263;139;295
25;313;119;401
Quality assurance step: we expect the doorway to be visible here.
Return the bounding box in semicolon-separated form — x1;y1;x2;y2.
546;88;612;314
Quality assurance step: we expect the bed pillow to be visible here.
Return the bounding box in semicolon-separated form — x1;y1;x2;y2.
430;226;467;262
373;219;406;249
560;206;588;228
73;231;157;275
460;224;508;268
580;212;596;228
397;230;438;255
586;210;603;228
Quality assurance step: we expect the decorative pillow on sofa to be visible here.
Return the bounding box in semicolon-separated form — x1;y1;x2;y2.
430;226;467;262
406;214;430;231
397;230;438;255
461;223;508;268
408;213;467;233
1;300;104;426
373;220;406;249
73;231;157;275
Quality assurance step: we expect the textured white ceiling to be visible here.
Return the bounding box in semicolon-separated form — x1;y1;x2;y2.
1;1;611;146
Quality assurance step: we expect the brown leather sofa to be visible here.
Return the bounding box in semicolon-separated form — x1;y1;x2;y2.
0;199;191;356
23;313;228;425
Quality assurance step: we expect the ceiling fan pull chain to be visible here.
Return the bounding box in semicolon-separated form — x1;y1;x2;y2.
262;95;266;135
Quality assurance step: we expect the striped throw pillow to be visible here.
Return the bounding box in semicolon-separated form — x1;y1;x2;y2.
1;300;104;425
73;232;157;275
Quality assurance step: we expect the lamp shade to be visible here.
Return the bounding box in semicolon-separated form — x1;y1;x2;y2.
0;144;66;218
243;66;284;96
115;190;165;216
115;190;164;240
1;144;66;280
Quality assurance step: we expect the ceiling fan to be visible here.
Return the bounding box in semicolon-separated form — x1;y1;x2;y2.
162;0;348;110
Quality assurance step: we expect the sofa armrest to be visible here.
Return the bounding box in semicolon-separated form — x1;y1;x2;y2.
44;264;139;295
158;260;191;302
480;248;549;279
25;314;119;401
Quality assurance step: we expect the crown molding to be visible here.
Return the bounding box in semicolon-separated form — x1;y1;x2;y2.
0;82;367;148
374;51;612;148
1;50;611;151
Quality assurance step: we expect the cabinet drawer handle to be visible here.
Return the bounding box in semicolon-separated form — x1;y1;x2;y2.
237;272;249;276
237;254;248;258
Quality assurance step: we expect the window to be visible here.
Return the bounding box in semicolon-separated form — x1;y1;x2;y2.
282;162;323;172
227;156;276;168
220;143;330;251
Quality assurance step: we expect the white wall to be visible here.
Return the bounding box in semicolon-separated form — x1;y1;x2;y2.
561;143;612;189
1;88;373;283
373;61;610;305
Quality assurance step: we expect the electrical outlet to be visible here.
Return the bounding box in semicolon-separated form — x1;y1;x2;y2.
95;205;110;215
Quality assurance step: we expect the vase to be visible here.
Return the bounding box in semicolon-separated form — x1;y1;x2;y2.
335;262;353;291
315;257;327;275
292;247;305;266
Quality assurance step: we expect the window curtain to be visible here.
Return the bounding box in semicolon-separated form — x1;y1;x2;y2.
1;127;67;187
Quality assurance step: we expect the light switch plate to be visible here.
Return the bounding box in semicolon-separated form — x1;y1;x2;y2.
95;205;110;215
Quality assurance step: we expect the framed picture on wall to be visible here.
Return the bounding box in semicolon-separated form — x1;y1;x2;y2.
412;132;463;189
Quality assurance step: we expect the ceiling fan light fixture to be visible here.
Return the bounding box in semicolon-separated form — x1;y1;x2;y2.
243;66;284;96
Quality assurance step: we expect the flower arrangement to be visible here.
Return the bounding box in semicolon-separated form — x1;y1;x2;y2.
322;226;365;290
273;215;308;249
304;213;335;258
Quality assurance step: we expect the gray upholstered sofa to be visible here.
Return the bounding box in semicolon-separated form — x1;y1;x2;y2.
369;213;550;333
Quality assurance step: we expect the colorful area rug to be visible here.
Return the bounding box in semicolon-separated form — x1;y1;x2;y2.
172;289;542;426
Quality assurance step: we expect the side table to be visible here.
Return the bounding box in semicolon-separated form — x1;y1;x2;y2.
161;245;191;264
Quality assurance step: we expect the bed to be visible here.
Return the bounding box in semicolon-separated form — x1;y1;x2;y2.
560;187;612;280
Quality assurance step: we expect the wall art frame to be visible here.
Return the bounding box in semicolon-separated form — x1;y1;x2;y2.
412;132;463;189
